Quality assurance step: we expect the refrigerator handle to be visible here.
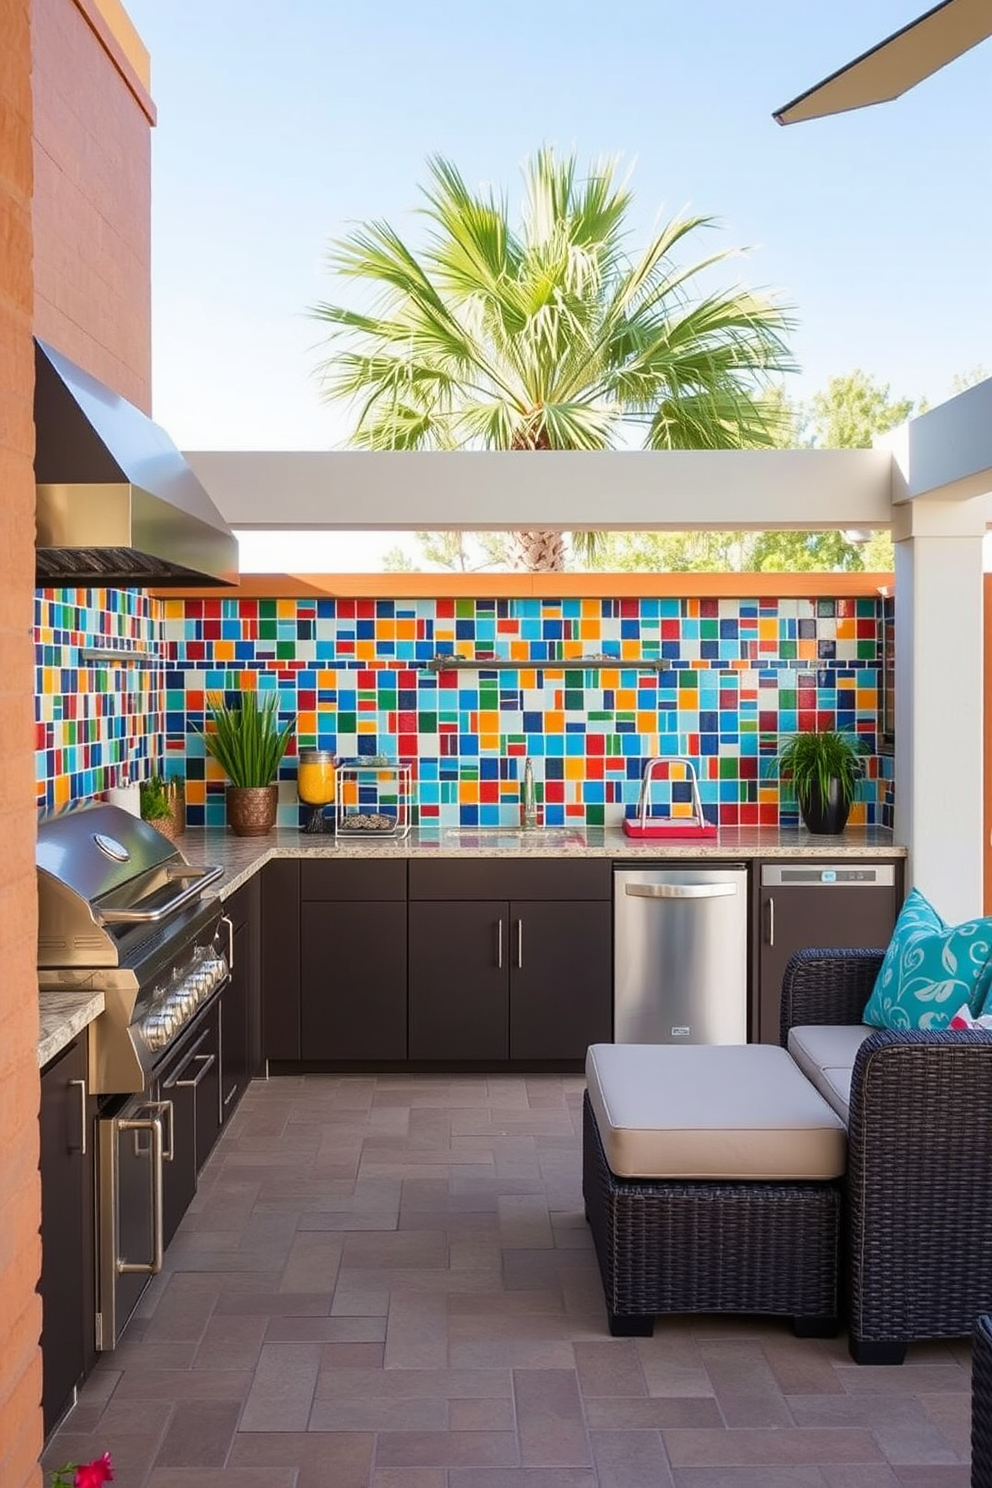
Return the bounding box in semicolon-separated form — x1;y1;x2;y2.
766;895;775;947
624;882;738;900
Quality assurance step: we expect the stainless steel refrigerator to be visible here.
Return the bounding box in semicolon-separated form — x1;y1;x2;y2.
613;863;749;1043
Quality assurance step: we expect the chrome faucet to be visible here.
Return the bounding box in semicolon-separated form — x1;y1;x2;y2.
521;756;538;829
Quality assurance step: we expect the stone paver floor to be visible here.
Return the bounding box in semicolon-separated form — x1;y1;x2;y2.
44;1072;973;1486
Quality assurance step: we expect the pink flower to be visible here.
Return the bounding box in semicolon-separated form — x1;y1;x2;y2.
74;1456;114;1488
49;1454;114;1488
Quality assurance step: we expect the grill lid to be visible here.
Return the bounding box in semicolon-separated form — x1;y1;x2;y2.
37;803;223;969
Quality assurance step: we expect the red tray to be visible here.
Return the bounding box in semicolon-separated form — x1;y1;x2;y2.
622;818;717;840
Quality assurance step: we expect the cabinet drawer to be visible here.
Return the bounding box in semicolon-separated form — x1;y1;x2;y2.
409;857;611;901
302;859;407;901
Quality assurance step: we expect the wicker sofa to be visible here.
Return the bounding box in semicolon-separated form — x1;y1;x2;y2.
781;948;992;1364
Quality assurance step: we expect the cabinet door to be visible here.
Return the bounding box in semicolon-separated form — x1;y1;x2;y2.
509;901;613;1060
40;1036;95;1436
757;864;902;1043
262;860;301;1060
301;900;407;1058
408;900;508;1059
220;915;250;1118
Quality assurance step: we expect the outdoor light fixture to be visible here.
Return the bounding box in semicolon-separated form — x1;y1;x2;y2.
773;0;992;125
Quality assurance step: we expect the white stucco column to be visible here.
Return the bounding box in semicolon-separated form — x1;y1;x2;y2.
892;495;986;920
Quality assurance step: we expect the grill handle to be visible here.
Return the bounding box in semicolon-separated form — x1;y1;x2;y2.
97;864;224;924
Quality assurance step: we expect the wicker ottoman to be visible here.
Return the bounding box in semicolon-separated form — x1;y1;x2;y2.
583;1043;846;1338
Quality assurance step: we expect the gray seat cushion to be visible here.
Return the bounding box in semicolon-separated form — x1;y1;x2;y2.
787;1024;874;1126
585;1042;847;1182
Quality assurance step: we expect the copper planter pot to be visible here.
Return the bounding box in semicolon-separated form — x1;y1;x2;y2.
144;780;186;842
226;784;278;836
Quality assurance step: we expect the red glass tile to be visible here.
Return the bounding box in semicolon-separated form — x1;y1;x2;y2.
661;619;679;639
798;709;817;730
586;734;605;755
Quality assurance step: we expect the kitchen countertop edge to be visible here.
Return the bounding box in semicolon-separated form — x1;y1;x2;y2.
39;989;105;1069
173;824;907;899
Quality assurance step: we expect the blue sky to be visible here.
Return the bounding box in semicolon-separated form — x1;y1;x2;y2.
126;0;990;463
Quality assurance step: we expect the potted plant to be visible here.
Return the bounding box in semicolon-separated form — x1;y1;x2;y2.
139;774;186;841
196;690;294;836
775;727;867;834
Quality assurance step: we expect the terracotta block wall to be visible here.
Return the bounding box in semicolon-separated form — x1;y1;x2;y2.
0;0;42;1480
31;0;154;409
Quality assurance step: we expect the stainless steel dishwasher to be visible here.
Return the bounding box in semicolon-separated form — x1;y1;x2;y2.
613;863;749;1043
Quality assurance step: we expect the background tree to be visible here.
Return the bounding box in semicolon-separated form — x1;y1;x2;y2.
805;370;916;450
312;148;796;571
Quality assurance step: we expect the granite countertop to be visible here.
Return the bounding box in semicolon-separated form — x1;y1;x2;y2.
170;822;906;898
39;989;104;1068
35;821;903;1062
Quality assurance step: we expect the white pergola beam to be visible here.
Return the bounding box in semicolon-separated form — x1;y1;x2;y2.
186;448;894;532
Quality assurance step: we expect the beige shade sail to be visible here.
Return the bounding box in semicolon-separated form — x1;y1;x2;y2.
773;0;992;124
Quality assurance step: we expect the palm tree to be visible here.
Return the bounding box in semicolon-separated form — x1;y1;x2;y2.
311;148;796;571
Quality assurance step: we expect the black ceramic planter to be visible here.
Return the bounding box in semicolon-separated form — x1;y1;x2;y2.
799;779;851;835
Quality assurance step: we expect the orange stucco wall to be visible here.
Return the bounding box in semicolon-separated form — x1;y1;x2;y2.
0;0;154;1476
31;0;154;409
0;0;42;1480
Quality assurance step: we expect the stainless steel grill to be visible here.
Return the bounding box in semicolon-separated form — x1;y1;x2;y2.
37;802;227;1092
37;801;232;1352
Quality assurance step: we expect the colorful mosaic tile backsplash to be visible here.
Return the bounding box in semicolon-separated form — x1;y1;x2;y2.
35;591;894;829
35;588;163;814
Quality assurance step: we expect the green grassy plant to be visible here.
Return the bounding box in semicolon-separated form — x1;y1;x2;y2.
775;728;867;809
196;691;293;788
139;774;173;820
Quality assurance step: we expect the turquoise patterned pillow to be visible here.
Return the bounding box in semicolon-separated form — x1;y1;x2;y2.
863;887;992;1030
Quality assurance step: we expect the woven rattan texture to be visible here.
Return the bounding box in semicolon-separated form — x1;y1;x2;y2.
972;1313;992;1487
581;1091;840;1332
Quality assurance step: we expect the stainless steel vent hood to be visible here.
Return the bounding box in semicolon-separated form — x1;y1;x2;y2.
34;339;238;587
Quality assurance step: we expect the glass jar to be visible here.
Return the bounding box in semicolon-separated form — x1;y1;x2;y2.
297;749;336;832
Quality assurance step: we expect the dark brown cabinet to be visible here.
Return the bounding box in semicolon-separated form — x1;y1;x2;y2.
262;859;302;1061
300;860;407;1059
221;876;261;1118
408;859;612;1061
40;1033;96;1437
754;859;903;1043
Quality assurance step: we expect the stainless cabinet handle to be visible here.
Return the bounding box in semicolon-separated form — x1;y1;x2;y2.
625;882;738;900
116;1115;164;1275
68;1078;87;1156
496;918;503;970
767;896;775;948
516;919;523;969
175;1052;216;1089
221;914;234;972
162;1025;212;1090
144;1098;174;1162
